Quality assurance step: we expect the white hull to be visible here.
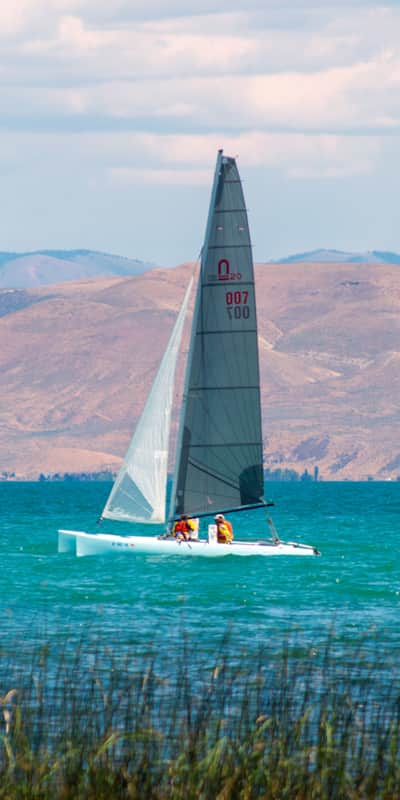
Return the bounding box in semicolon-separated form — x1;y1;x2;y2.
58;529;320;558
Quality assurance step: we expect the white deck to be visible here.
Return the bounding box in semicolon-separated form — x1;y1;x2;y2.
58;529;320;558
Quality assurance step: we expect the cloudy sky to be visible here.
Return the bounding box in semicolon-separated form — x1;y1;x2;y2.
1;1;399;263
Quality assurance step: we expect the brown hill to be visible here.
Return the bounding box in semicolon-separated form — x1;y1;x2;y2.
0;262;399;480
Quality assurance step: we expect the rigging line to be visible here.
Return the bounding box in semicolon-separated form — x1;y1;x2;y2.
201;281;254;289
186;442;262;448
173;502;268;521
214;208;249;214
187;459;263;506
189;385;259;392
207;244;252;250
180;479;260;505
188;451;240;484
187;457;240;492
196;329;257;336
181;485;238;502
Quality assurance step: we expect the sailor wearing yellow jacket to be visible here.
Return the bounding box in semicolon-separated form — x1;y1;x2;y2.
215;514;234;544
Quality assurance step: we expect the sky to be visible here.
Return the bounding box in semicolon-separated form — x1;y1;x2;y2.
1;0;399;264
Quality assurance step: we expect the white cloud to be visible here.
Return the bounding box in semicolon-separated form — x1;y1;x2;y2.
3;52;398;138
0;3;398;141
0;128;381;183
0;1;398;259
0;0;396;183
1;5;398;76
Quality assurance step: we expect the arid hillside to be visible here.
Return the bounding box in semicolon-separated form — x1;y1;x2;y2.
0;261;399;480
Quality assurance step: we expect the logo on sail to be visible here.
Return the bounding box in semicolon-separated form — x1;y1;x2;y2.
210;258;242;282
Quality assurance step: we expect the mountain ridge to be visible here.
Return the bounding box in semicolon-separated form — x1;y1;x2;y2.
0;249;156;288
272;248;400;265
0;261;399;481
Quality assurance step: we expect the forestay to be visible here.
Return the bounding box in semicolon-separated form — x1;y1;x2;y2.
170;151;265;519
102;280;192;524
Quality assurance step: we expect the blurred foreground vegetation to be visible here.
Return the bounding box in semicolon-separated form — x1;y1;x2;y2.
1;631;400;799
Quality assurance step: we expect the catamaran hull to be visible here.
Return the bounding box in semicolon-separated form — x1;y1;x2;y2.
58;530;320;558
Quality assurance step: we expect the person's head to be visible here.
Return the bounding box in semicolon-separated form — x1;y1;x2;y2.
215;514;224;523
181;514;188;521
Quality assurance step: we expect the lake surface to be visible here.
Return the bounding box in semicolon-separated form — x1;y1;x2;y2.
1;481;399;670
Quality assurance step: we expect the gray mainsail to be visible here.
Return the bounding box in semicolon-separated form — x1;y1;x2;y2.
170;150;265;520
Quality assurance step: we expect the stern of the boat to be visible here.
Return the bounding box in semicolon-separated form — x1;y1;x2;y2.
58;529;78;554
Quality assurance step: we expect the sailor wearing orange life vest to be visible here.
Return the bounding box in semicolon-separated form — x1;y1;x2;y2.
215;514;234;544
172;514;196;541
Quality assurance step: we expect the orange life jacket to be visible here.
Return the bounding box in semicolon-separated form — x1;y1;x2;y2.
173;519;191;535
217;520;233;543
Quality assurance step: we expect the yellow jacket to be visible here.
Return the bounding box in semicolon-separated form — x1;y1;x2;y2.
217;521;233;543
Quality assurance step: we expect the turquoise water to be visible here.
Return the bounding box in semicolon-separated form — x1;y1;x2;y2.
1;481;399;662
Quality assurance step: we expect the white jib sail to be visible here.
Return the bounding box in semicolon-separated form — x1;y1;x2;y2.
101;279;193;524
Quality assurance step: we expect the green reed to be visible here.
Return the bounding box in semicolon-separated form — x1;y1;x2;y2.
1;630;400;799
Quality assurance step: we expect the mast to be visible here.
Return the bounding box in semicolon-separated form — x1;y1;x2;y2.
168;150;224;523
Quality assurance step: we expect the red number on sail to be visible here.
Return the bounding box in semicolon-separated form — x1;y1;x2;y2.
225;291;249;306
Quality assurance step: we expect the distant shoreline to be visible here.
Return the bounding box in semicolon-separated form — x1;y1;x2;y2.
0;470;398;483
0;470;116;482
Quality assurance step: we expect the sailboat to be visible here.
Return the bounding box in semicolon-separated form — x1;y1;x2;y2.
58;150;320;557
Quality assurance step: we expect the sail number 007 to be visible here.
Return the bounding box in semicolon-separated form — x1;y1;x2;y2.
225;290;250;319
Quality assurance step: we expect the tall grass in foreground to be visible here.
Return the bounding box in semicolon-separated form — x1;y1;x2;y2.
1;631;400;798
